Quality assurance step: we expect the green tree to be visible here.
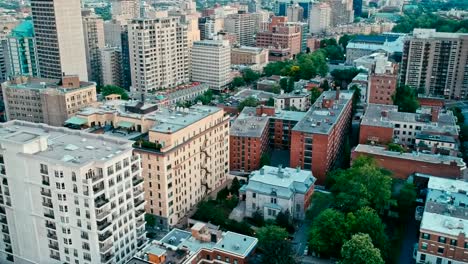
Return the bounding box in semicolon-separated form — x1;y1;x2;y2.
323;45;345;61
145;214;156;227
285;77;295;93
392;85;419;113
251;210;265;226
279;78;288;91
276;210;294;233
331;68;361;88
266;97;275;106
231;76;246;89
242;69;261;84
257;225;296;264
340;233;384;264
271;84;281;94
388;143;404;153
349;85;361;113
347;207;389;260
310;88;322;104
330;156;394;214
230;177;241;194
320;79;330;91
101;85;129;100
309;209;349;258
449;107;465;125
260;153;271;167
339;34;354;50
95;6;112;20
237;96;259;111
397;183;417;215
195;90;214;105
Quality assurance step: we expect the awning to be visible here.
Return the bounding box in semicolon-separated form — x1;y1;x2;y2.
117;121;134;129
65;116;87;125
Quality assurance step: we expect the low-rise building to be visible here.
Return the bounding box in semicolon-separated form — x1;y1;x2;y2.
241;165;316;220
351;144;466;179
274;89;311;111
130;221;258;264
359;104;459;147
290;90;354;184
346;34;405;64
417;177;468;264
2;75;97;126
231;46;269;71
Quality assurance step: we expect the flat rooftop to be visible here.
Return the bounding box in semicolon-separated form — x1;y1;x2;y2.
421;177;468;236
246;165;316;198
292;90;353;134
214;231;258;257
353;144;466;167
233;88;277;102
0;121;134;166
416;133;457;144
4;77;94;91
230;107;269;138
361;104;458;135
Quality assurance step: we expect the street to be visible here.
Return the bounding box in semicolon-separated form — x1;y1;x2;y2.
292;221;310;258
398;212;420;264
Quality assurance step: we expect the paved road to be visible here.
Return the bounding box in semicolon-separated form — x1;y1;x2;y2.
292;221;310;257
398;213;420;264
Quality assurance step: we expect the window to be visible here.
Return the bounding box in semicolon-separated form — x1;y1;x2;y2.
436;258;442;264
438;236;446;243
420;254;426;261
465;242;468;248
252;203;256;209
450;239;457;246
422;233;430;240
421;242;428;250
437;247;444;254
252;193;256;198
225;257;230;263
217;255;221;260
270;198;277;204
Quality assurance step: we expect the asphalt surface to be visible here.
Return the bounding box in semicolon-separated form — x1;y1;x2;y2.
292;221;310;258
398;212;420;264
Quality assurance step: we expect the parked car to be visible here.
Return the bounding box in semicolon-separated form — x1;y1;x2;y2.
415;206;424;221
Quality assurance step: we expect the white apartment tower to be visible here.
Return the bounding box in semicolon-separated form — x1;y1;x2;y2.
111;0;141;22
129;17;189;92
224;12;258;46
287;3;304;22
0;121;147;264
101;47;123;87
309;3;331;34
191;40;231;91
31;0;88;80
82;10;105;86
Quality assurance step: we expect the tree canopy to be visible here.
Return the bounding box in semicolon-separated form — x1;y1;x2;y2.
101;85;129;100
309;209;349;258
231;76;246;89
263;50;328;79
340;233;385;264
331;68;362;89
195;90;214;105
392;85;420;113
310;88;322;105
392;9;468;33
242;69;261;84
257;225;296;264
238;96;259;111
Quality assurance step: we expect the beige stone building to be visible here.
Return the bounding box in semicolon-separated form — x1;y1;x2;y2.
231;46;269;71
224;12;258;46
128;17;189;92
2;75;97;126
133;104;230;229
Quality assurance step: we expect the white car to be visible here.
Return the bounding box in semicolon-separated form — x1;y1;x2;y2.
415;206;424;221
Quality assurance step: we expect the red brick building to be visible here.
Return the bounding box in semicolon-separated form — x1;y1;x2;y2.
368;69;398;105
230;106;306;173
351;144;466;179
290;90;354;184
418;96;445;108
256;16;302;58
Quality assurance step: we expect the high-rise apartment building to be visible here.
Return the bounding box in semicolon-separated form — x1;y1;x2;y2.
6;20;38;77
82;10;105;86
129;17;189;93
275;0;312;19
133;105;230;229
329;0;354;26
191;40;231;91
111;0;140;21
400;29;468;99
224;12;258;46
101;47;123;87
0;121;146;264
256;17;302;58
31;0;88;80
309;2;331;34
2;75;97;126
287;3;304;22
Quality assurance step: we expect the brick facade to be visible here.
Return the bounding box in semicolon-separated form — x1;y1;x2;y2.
359;124;394;144
368;73;397;105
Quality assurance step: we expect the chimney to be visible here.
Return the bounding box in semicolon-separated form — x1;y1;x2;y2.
381;110;388;118
335;87;340;100
432;107;440;122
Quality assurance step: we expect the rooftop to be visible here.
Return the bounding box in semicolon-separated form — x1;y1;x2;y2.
361;104;458;135
421;177;468;236
350;34;402;44
245;165;316;198
214;231;258;257
10;19;33;37
230;107;269;138
0;121;134;166
353;144;466;167
233;89;277;102
276;89;310;99
292;90;353;134
412;28;468;39
416;133;457;144
231;46;265;54
3;76;94;92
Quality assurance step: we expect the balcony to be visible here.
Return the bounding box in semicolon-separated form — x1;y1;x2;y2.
5;246;12;253
42;179;50;186
136;219;145;228
137;228;146;238
96;209;111;221
42;201;53;209
0;167;5;175
98;231;112;242
40;189;52;197
94;197;109;209
45;222;56;230
101;252;114;263
99;242;113;253
135;209;145;217
47;232;57;240
133;188;144;197
0;207;5;214
93;183;105;194
44;212;55;219
92;173;104;183
97;220;112;231
50;254;60;260
48;243;59;250
134;198;145;208
1;226;9;233
137;237;147;248
132;176;143;187
40;168;48;175
3;236;10;244
0;217;6;224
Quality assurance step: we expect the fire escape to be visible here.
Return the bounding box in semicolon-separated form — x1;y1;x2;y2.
200;137;212;194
